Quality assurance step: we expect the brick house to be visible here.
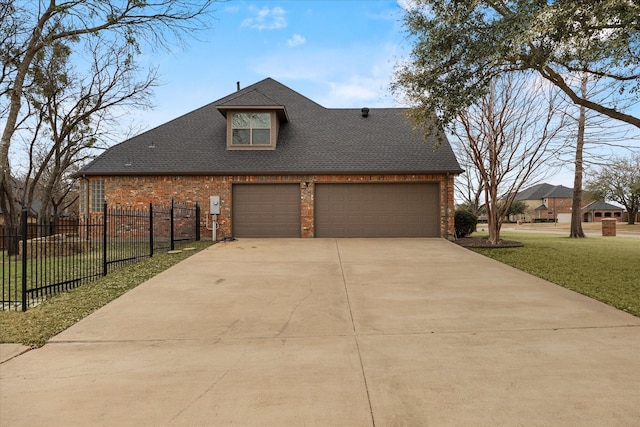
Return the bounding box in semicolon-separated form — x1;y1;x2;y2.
76;78;463;239
512;183;574;222
581;201;624;222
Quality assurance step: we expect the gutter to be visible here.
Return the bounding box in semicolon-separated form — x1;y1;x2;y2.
73;169;466;177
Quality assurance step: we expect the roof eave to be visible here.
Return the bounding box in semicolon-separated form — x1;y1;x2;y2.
74;168;465;177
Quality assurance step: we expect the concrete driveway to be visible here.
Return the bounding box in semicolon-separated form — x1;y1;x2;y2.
1;238;639;426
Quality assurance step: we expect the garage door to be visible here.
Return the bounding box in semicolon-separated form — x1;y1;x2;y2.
232;184;301;237
315;183;440;237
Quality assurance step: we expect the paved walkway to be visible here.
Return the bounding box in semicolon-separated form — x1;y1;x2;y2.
1;239;639;426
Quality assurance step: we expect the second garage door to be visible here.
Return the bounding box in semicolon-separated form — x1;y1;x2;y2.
315;183;440;237
232;184;301;237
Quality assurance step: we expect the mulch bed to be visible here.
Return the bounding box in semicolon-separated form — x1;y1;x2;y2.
454;236;524;248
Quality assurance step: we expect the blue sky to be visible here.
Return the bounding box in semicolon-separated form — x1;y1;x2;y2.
134;1;409;130
123;0;638;189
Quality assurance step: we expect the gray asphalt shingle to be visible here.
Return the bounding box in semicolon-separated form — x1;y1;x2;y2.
79;78;463;176
582;201;623;211
514;183;574;200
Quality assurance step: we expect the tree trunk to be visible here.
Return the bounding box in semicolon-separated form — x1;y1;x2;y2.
487;210;502;244
626;204;637;225
485;185;502;245
0;181;19;255
569;76;587;238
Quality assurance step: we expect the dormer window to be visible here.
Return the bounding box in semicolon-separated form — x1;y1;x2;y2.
232;113;271;146
217;97;288;150
223;110;282;150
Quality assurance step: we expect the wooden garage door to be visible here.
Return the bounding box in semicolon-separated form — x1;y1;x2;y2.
315;183;440;237
232;184;301;237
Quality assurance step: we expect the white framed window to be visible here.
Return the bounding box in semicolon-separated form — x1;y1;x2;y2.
228;112;276;149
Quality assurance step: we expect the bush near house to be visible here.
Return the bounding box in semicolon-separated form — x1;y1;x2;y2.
455;209;478;238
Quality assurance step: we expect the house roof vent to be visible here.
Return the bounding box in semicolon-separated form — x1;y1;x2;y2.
361;107;369;117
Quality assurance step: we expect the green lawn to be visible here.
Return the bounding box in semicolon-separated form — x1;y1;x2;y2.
2;242;164;306
471;232;640;317
0;241;213;347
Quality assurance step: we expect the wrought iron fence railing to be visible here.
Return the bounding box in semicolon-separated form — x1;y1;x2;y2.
1;200;200;311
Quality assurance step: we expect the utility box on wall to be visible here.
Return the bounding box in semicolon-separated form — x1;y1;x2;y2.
209;196;220;215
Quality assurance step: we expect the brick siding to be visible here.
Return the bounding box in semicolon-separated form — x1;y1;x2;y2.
81;174;456;239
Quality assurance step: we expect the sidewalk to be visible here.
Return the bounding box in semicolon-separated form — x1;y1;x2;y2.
500;221;640;238
0;344;31;363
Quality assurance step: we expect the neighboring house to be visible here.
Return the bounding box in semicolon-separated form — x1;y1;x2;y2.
512;183;574;222
581;201;624;222
76;78;463;239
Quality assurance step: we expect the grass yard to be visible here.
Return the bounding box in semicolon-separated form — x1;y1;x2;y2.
471;232;640;317
2;241;154;306
0;240;213;347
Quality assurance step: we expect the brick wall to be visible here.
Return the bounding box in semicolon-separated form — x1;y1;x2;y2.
82;173;456;239
544;197;573;218
522;197;573;221
586;210;624;222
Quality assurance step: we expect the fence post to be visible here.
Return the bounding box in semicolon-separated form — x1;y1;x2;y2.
102;201;108;276
149;202;154;257
195;202;201;241
21;209;28;312
170;199;175;251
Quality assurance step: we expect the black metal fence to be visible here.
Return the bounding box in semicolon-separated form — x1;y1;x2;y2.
1;200;200;311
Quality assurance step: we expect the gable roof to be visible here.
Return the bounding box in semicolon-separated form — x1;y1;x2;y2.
217;87;289;122
78;78;463;176
515;183;573;201
582;201;624;211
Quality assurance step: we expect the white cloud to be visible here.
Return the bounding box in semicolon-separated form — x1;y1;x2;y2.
250;43;404;107
287;34;306;47
327;78;380;103
241;6;287;31
396;0;418;11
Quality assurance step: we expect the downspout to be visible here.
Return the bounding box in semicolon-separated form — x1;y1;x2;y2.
445;173;450;240
82;175;89;218
81;175;89;241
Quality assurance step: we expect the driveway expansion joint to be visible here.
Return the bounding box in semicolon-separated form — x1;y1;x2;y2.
335;239;377;427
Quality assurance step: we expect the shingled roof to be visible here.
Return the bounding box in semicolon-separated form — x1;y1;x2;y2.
514;183;574;200
582;201;624;211
78;78;463;176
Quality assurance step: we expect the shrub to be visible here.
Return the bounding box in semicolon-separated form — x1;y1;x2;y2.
455;209;478;238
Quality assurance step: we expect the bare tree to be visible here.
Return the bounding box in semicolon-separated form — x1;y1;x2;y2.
21;36;157;227
1;0;214;230
452;73;565;244
453;143;484;218
586;154;640;225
